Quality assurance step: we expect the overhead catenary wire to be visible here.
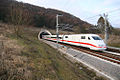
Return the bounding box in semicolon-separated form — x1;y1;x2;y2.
61;1;120;28
85;8;120;20
62;1;120;28
61;0;71;9
61;0;74;12
110;18;120;22
106;8;120;14
85;14;100;20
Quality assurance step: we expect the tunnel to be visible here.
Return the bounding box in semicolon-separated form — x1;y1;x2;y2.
40;32;50;39
38;30;52;40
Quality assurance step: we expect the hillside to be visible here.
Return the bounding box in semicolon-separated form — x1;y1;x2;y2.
0;0;92;33
0;23;106;80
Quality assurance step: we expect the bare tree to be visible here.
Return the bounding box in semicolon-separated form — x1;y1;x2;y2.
9;2;32;38
97;16;113;34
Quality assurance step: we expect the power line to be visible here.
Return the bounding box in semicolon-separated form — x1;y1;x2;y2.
106;8;120;14
110;18;120;22
62;0;74;11
109;11;120;17
85;8;120;20
85;14;100;19
62;0;70;8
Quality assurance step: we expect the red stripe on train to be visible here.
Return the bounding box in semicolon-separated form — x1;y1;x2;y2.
44;38;106;48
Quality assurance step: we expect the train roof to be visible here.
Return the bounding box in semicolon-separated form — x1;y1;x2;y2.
51;34;99;36
67;34;96;35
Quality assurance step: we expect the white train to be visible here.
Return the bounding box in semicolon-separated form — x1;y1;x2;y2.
42;34;107;51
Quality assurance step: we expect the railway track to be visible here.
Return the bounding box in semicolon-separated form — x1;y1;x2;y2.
107;47;120;53
58;42;120;64
43;39;120;64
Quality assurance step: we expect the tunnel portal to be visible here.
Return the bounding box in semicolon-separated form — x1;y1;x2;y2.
38;30;52;39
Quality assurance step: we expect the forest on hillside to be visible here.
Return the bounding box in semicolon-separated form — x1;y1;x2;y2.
0;0;94;33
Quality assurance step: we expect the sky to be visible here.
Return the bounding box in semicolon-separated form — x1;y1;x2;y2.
17;0;120;28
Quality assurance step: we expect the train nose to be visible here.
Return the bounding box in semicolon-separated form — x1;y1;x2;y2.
98;44;104;47
98;44;106;48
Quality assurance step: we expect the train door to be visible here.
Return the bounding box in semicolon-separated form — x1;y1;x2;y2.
80;35;88;47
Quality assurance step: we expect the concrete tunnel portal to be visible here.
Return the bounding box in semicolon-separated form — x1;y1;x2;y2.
38;30;52;39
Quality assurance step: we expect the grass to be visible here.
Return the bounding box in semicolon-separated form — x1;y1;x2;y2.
2;26;107;80
108;43;120;48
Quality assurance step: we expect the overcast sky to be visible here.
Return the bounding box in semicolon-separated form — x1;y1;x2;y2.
17;0;120;28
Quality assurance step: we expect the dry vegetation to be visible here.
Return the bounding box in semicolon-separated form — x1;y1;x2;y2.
0;23;107;80
98;33;120;48
107;35;120;47
0;24;32;80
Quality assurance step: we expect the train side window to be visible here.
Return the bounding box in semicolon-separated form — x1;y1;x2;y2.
65;36;68;38
81;36;85;39
59;37;62;39
88;37;91;40
51;37;56;38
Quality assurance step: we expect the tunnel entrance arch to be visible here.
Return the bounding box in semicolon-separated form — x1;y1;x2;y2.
40;32;50;39
38;30;52;40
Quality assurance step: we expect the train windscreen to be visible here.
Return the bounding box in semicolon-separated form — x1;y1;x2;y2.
92;36;102;40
